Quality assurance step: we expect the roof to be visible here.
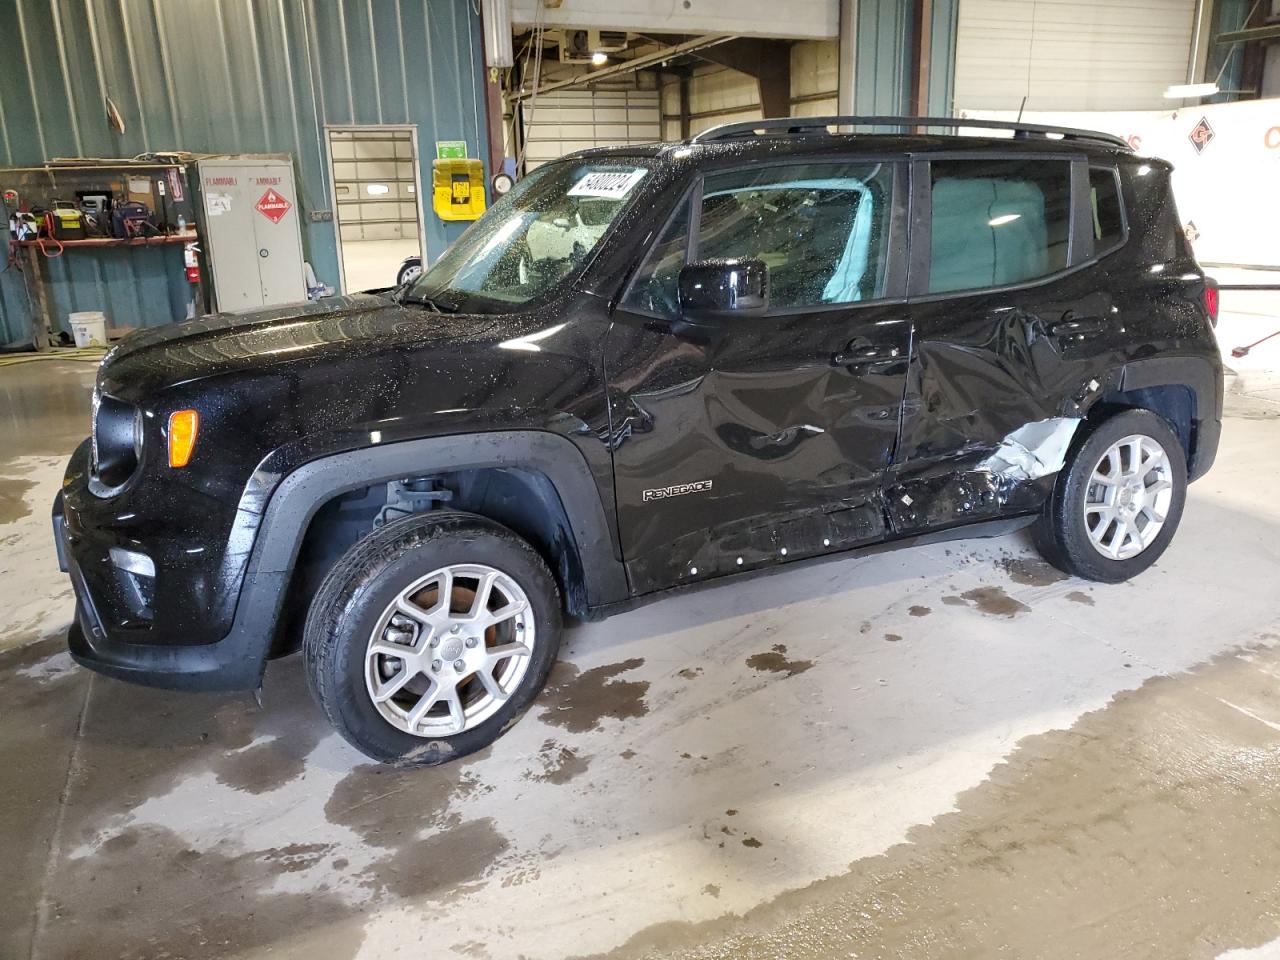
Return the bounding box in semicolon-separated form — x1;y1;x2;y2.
566;115;1142;166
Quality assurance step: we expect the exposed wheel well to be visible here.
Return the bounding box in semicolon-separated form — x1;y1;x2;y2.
1088;383;1196;466
271;467;588;657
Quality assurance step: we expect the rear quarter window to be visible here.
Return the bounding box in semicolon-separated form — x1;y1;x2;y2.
1089;166;1125;253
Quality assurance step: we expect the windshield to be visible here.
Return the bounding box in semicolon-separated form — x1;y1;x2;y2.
407;159;653;312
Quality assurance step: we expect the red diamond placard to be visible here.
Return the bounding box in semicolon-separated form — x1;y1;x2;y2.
255;187;292;224
1188;116;1215;154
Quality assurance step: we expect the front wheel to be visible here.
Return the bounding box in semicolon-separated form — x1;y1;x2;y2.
1033;409;1188;583
303;512;561;764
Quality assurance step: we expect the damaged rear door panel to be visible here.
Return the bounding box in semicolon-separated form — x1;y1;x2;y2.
888;153;1137;535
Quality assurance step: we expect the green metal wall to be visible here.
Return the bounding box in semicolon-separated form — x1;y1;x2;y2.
853;0;959;117
927;0;959;116
853;0;915;115
0;0;486;346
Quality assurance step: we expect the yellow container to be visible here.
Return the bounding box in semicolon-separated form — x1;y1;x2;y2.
432;158;487;221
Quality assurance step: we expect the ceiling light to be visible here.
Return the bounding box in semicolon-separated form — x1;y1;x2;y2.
1164;82;1219;99
591;51;608;66
988;214;1021;227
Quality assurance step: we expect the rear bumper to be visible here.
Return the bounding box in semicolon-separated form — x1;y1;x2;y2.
55;464;274;693
1190;413;1221;482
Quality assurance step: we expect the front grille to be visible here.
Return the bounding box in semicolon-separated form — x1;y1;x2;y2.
92;392;141;491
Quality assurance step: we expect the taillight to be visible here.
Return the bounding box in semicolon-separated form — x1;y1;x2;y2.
1203;283;1219;327
168;410;200;468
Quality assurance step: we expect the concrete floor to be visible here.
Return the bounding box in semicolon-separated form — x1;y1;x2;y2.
3;327;1280;959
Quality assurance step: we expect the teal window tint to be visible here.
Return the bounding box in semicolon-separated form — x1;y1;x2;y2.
928;159;1072;294
620;197;691;318
695;162;895;309
1089;166;1125;253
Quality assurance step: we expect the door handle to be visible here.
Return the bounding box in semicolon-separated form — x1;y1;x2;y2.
831;338;901;368
1048;316;1107;339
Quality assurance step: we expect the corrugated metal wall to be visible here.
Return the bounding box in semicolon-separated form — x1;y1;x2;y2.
669;0;958;136
851;0;915;115
954;0;1197;111
521;85;662;169
927;0;959;115
791;39;841;118
0;0;486;346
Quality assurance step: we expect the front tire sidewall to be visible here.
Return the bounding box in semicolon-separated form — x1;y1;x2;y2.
307;514;561;764
1049;410;1188;583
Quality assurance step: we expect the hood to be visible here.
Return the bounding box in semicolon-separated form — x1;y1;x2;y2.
98;294;513;397
104;294;390;364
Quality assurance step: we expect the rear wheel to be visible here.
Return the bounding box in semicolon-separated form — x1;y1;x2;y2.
304;512;561;764
1033;409;1187;583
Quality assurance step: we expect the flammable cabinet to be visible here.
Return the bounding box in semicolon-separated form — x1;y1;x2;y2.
193;157;307;311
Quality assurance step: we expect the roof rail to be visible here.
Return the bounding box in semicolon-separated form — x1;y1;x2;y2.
690;115;1132;152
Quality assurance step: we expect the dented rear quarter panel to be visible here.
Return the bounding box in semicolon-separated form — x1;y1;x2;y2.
890;155;1220;534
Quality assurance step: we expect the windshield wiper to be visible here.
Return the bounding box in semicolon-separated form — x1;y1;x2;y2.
400;293;457;313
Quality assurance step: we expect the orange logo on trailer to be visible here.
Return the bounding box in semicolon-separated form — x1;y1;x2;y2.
1266;126;1280;149
255;188;292;224
1188;116;1215;153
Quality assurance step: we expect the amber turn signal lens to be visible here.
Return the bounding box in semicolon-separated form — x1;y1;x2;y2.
168;409;199;468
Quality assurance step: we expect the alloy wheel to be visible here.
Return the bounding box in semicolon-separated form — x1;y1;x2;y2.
364;563;534;737
1082;433;1175;561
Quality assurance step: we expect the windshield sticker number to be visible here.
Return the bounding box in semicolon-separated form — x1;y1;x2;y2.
568;169;647;199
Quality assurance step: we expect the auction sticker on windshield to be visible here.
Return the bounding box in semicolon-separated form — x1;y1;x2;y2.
568;169;647;199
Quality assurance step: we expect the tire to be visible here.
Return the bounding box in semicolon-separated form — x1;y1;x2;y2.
303;511;561;765
396;259;422;288
1033;408;1188;583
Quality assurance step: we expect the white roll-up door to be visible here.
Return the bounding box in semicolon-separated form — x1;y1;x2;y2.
954;0;1197;112
521;88;662;169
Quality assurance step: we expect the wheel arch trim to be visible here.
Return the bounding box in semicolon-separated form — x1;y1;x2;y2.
247;430;629;597
1110;355;1222;481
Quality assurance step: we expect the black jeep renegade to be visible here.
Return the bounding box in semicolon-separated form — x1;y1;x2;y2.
54;117;1223;763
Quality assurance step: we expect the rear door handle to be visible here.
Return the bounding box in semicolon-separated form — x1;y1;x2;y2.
1048;317;1107;339
832;338;901;368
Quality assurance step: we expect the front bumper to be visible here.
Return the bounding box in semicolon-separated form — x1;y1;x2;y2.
54;453;275;693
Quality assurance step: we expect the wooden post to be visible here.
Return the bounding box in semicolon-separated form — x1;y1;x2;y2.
22;246;56;350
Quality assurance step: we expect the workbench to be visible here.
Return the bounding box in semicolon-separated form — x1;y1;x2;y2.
12;234;197;350
1;160;199;350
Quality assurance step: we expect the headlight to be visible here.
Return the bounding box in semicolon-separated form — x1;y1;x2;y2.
92;394;142;489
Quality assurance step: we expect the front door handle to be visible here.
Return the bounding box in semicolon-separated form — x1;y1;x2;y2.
832;338;901;368
1048;316;1107;339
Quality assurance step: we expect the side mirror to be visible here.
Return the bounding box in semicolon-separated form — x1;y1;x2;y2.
678;258;769;322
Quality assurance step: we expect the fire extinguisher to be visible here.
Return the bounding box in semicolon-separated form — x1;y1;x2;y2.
183;241;200;284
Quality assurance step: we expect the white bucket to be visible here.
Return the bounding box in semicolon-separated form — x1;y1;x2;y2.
68;311;108;348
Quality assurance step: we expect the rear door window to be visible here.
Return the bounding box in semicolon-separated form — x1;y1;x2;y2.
927;159;1072;294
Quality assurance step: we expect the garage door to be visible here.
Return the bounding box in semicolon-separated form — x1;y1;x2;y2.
521;88;662;169
954;0;1197;112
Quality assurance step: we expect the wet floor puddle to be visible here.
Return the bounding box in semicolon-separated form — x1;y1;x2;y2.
588;643;1280;960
